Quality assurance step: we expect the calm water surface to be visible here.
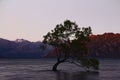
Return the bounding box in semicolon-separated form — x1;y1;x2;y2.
0;59;119;80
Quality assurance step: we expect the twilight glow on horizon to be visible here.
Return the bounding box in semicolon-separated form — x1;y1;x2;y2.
0;0;120;41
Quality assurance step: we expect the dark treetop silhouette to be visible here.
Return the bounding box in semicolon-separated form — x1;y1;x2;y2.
43;20;99;71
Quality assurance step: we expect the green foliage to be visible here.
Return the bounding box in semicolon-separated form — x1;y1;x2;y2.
42;20;99;71
80;58;99;70
43;20;79;47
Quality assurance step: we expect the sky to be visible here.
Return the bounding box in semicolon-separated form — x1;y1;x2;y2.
0;0;120;41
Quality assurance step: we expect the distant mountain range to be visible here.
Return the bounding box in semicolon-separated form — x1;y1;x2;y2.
0;33;119;58
0;38;52;58
46;33;120;58
89;33;120;58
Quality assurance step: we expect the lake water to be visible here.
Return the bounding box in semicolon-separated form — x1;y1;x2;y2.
0;59;119;80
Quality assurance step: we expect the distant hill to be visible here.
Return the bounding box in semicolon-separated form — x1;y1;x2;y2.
0;38;52;58
0;33;119;58
46;33;120;58
89;33;120;58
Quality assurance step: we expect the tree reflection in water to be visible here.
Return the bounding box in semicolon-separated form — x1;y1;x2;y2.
56;71;99;80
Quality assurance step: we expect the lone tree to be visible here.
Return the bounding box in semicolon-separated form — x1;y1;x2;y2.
43;20;99;71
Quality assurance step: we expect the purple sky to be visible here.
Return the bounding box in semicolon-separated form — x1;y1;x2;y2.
0;0;120;41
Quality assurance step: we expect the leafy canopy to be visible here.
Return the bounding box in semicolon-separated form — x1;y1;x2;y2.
43;20;92;57
43;20;99;71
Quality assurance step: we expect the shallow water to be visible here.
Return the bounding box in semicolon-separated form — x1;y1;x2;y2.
0;59;119;80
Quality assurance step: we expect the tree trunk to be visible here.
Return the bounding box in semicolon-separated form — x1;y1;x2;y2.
52;59;66;71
